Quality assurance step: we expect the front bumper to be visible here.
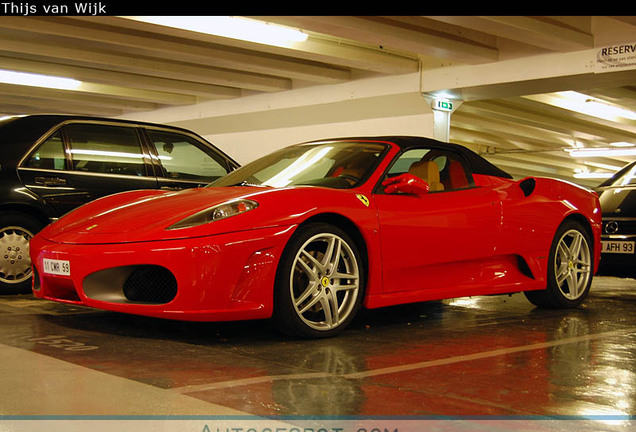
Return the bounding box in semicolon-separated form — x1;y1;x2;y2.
599;234;635;276
31;225;295;321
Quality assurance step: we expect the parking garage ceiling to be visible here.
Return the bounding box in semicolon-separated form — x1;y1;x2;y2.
0;16;634;187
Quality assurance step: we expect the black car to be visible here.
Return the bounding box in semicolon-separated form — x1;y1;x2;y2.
0;114;239;293
597;161;636;277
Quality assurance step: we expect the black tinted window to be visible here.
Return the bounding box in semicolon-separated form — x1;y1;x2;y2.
66;123;147;176
23;130;66;170
148;130;229;182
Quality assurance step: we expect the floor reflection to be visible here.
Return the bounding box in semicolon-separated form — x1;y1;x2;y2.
0;276;634;418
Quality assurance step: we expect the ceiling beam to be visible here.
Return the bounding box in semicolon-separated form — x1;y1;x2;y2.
461;99;636;144
0;56;241;100
255;16;499;64
420;48;636;102
426;16;594;52
74;16;419;76
0;83;162;110
0;96;124;117
0;17;352;84
0;33;292;92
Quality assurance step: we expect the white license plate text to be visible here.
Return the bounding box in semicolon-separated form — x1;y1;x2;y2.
43;258;71;276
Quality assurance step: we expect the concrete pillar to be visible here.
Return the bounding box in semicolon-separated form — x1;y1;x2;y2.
426;96;462;143
433;109;451;142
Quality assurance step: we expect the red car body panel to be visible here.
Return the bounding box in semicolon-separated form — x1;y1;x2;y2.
30;137;602;322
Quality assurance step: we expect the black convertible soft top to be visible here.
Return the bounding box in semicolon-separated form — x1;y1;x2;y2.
307;136;514;180
388;136;512;180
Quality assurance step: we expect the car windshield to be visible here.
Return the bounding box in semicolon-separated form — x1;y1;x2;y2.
0;115;18;127
599;162;636;188
211;141;388;189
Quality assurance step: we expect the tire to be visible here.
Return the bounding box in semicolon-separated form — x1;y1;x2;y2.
0;212;43;294
524;220;593;308
272;223;364;338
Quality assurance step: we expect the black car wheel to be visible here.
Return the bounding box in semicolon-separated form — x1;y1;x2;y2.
0;212;43;294
525;220;593;308
273;223;364;338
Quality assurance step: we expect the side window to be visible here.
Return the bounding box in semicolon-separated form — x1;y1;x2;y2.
387;148;431;176
386;148;473;192
434;153;473;190
23;130;66;170
147;130;229;182
66;123;147;176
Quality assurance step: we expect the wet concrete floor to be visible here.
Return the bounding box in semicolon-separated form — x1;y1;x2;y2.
0;276;634;428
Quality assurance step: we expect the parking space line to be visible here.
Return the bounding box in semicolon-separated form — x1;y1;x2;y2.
343;327;635;379
172;327;636;393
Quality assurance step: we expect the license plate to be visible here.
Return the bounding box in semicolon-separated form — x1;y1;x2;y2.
43;258;71;276
601;241;635;254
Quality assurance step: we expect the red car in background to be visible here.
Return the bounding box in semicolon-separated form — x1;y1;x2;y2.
30;136;602;338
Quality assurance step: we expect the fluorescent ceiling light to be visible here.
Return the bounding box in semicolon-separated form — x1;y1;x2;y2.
124;16;308;45
585;98;636;121
549;91;636;122
0;69;82;90
584;161;623;171
573;171;614;179
568;147;636;157
610;141;635;147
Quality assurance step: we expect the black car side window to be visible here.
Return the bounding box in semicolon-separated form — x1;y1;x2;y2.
23;130;66;170
66;123;147;177
147;130;229;182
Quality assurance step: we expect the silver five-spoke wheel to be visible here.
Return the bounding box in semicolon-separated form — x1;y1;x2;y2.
274;223;364;338
554;229;591;301
524;220;594;308
291;233;360;331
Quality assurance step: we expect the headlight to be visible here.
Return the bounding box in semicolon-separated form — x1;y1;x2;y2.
167;199;258;230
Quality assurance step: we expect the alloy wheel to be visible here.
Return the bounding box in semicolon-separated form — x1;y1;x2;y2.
554;229;592;300
289;233;360;332
0;226;33;284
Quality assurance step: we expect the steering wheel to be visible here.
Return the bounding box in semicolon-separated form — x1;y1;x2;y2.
338;174;360;184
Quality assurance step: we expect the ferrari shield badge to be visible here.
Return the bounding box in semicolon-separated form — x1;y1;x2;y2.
356;194;370;207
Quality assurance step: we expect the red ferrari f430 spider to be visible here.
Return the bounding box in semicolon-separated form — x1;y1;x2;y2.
30;137;602;338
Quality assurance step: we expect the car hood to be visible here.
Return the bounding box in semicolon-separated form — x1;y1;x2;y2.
598;187;636;218
37;185;374;245
39;187;277;244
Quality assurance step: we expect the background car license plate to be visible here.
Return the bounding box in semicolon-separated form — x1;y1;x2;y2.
43;258;71;276
601;241;635;254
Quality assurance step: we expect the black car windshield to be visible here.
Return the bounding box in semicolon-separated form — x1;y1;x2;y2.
599;161;636;187
211;141;388;189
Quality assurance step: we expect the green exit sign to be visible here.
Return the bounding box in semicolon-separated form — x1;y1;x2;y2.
433;99;454;112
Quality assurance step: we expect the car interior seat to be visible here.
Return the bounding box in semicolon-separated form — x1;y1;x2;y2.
408;161;444;191
448;160;469;189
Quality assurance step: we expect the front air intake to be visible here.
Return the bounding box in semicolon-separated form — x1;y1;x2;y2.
123;265;178;304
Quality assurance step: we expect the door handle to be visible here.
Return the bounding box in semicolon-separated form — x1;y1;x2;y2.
35;177;67;186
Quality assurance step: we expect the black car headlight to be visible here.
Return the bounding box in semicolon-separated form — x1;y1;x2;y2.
167;199;259;230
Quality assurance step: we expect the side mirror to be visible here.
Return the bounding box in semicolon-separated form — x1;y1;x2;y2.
382;174;430;196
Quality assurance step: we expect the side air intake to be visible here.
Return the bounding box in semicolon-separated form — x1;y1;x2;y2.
519;178;536;197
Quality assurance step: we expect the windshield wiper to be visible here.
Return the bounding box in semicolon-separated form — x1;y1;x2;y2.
228;180;270;187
